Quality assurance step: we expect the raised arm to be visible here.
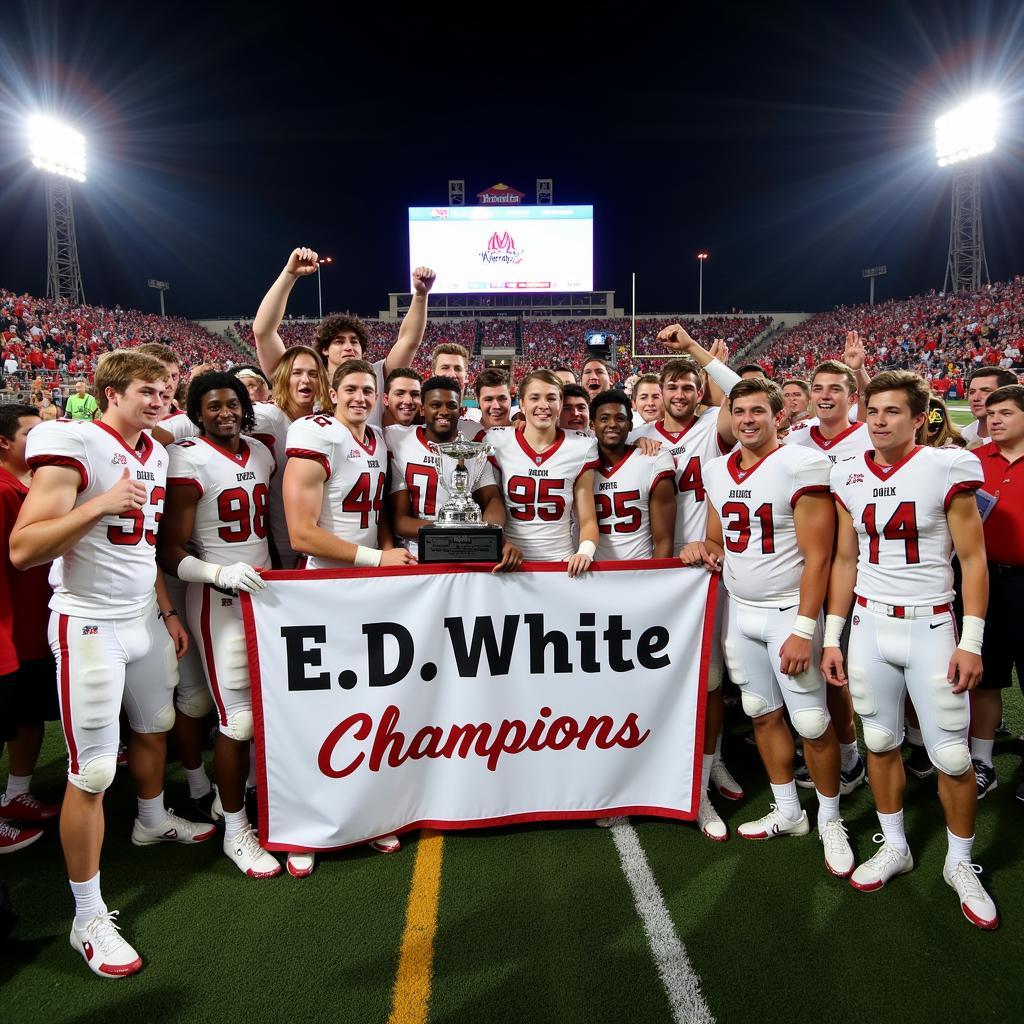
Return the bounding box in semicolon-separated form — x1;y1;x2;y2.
252;248;320;378
842;331;870;423
384;267;436;374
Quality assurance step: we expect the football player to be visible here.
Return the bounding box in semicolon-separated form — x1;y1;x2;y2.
475;368;514;429
631;373;663;427
381;367;423;427
430;343;487;436
559;384;592;433
581;357;613;399
824;370;996;929
12;351;215;979
232;365;271;405
781;379;811;426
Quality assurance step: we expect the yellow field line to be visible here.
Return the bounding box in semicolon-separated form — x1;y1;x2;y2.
387;830;445;1024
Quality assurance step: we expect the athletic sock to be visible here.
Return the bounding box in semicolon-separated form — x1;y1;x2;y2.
246;743;257;789
945;829;975;873
969;736;994;768
906;725;924;747
137;792;166;829
770;781;801;821
184;765;212;800
839;742;860;772
816;790;841;829
701;754;714;794
71;872;108;929
877;809;909;855
713;732;723;763
223;807;248;840
2;773;31;803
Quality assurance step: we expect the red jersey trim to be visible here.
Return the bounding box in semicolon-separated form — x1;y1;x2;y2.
651;470;676;494
27;454;88;492
94;421;156;465
655;418;700;445
352;428;377;456
167;476;204;496
516;427;566;466
790;484;831;508
864;446;922;481
810;421;864;450
727;445;783;485
286;448;331;480
198;435;251;468
575;458;601;485
597;446;638;479
833;493;850;513
944;479;983;511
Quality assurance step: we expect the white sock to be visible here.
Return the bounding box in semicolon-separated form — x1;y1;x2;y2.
945;829;974;873
969;736;994;768
70;872;107;929
770;781;801;821
137;792;166;829
877;809;909;854
906;725;924;747
701;754;714;794
2;773;31;802
839;742;859;772
714;732;723;762
816;790;841;829
223;807;248;839
246;743;257;789
184;765;212;799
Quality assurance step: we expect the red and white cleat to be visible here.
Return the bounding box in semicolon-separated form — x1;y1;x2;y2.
286;851;316;877
943;861;999;930
0;793;60;823
0;820;43;853
224;827;281;879
369;834;401;854
70;911;142;979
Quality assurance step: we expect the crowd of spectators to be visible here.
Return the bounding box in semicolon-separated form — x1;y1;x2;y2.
755;277;1024;394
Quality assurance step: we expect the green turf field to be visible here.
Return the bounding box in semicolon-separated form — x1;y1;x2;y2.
3;684;1023;1024
947;399;974;428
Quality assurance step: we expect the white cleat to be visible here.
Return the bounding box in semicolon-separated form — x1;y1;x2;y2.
131;809;217;846
369;834;401;854
819;818;855;877
69;911;142;979
737;804;809;840
286;851;316;878
943;861;999;930
850;834;914;892
710;760;744;801
697;793;728;842
224;826;282;879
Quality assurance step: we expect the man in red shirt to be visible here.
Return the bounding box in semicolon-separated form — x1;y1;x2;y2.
0;403;60;850
969;384;1024;800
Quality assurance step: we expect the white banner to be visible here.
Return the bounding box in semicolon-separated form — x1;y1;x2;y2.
241;561;716;852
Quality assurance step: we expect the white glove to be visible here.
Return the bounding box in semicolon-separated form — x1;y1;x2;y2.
217;562;266;594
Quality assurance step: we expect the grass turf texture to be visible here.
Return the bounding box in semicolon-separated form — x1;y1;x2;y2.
3;687;1023;1023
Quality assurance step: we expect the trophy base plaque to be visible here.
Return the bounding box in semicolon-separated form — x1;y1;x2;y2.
418;524;503;564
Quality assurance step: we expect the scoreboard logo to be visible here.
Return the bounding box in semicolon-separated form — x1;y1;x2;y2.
480;231;524;265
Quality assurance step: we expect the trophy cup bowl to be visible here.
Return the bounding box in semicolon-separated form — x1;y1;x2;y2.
417;439;503;563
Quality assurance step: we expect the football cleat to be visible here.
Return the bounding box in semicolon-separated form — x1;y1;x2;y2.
905;744;934;779
972;759;997;800
794;763;814;790
69;911;142;979
840;755;867;796
130;809;217;847
369;834;401;854
0;820;44;854
286;852;316;877
995;718;1010;738
223;827;281;879
737;804;809;840
819;818;855;877
943;861;999;930
697;793;728;842
188;786;224;824
710;761;744;801
0;793;59;823
850;834;914;892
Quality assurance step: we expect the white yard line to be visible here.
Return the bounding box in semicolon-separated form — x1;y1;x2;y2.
610;821;716;1024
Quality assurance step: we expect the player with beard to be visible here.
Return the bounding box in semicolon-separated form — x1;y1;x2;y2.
825;371;995;928
381;368;423;427
253;247;435;430
581;357;613;400
475;368;514;428
559;384;592;433
158;373;280;879
387;376;521;570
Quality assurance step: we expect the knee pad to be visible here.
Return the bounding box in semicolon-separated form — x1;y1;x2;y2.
222;708;253;743
792;707;830;740
69;753;117;794
175;684;214;719
740;690;769;719
862;721;899;754
146;701;177;734
931;741;971;777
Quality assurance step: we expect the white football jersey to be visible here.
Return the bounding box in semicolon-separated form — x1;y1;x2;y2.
831;446;984;606
783;420;871;465
167;434;275;568
593;446;676;561
959;419;982;445
160;409;200;442
250;402;298;569
629;411;728;545
705;445;832;606
286;415;388;569
457;417;486;442
486;426;599;560
365;358;388;430
26;420;168;619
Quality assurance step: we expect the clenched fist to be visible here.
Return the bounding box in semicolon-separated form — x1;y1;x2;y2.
285;247;320;277
657;324;696;352
412;267;437;296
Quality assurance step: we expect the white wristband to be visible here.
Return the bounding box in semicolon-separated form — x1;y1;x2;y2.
354;545;382;568
823;614;847;648
177;554;221;587
791;615;817;640
703;357;742;396
576;540;597;560
957;615;985;656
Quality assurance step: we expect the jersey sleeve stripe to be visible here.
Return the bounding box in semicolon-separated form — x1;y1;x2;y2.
651;470;676;493
27;454;88;491
833;493;849;512
167;476;204;495
944;480;984;511
717;433;731;455
286;448;332;480
575;458;601;484
790;484;831;508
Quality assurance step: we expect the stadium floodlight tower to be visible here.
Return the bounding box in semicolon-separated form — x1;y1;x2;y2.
935;95;997;294
29;115;87;305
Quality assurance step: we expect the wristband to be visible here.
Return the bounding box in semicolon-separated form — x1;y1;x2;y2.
957;615;984;656
177;554;221;587
791;615;817;640
823;614;846;648
354;545;383;568
576;540;597;560
158;609;179;621
703;357;742;396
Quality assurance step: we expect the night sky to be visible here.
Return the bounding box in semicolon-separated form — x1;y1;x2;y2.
1;0;1023;321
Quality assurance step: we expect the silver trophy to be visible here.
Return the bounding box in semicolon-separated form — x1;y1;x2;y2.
418;439;503;562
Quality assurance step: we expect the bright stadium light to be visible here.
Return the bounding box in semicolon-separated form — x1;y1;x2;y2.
935;95;998;168
29;115;87;182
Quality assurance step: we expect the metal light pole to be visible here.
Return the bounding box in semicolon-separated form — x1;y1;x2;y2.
861;265;887;306
148;279;170;316
317;257;333;319
697;251;709;315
